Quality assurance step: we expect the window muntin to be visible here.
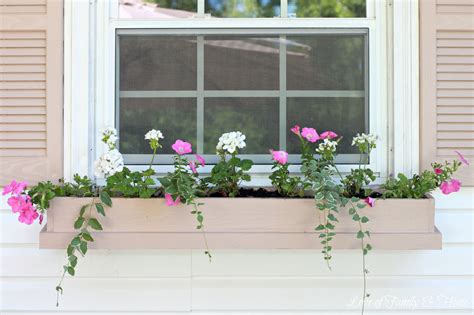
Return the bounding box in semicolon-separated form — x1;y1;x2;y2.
116;29;369;165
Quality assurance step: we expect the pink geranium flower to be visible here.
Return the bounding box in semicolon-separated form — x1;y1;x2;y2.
8;195;27;213
3;180;27;196
18;201;38;225
171;140;192;155
301;127;319;143
271;150;288;165
434;168;443;175
440;179;461;195
290;125;301;136
320;131;338;139
364;197;375;207
455;150;470;165
195;154;206;167
165;193;181;206
189;160;197;174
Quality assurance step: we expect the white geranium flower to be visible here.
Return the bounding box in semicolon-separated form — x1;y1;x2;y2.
316;139;338;154
101;126;119;150
94;149;124;178
352;133;377;154
216;131;246;154
144;129;163;141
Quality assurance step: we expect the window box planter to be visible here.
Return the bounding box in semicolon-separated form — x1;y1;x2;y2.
40;196;441;250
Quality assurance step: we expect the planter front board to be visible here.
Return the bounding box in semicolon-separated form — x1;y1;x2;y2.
40;197;442;250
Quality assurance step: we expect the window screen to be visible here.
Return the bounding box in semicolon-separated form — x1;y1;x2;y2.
117;30;368;165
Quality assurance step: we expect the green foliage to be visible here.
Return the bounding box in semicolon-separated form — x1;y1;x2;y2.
342;168;376;198
204;153;253;197
56;195;111;307
291;0;366;18
269;162;304;198
105;167;157;198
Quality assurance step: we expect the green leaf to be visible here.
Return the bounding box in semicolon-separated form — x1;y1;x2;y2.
315;224;325;231
357;230;365;239
327;213;339;222
74;217;85;229
68;255;78;267
66;245;74;256
88;218;103;231
197;214;204;223
79;205;87;217
80;241;88;255
325;222;335;230
71;237;81;246
366;243;373;250
82;231;94;242
240;159;253;171
67;266;75;276
352;214;361;221
95;203;106;216
56;286;63;294
361;216;369;223
100;191;112;207
357;203;366;209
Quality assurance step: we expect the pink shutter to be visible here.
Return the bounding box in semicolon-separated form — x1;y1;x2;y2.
420;0;474;185
0;0;63;185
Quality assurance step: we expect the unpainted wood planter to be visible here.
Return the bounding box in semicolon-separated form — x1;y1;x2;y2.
40;196;442;250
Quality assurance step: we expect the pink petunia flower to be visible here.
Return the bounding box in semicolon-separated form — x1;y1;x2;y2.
8;195;27;213
2;180;27;196
364;197;375;207
454;150;470;166
171;140;192;155
290;125;301;136
189;160;197;174
434;168;443;175
301;127;319;143
320;131;338;139
165;193;181;206
440;179;461;195
195;154;206;167
18;201;38;225
271;150;288;165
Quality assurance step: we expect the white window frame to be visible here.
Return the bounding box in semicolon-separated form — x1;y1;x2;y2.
64;0;418;186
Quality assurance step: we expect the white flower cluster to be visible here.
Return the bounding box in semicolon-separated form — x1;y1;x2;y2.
95;126;124;178
316;139;338;154
94;149;124;178
216;131;246;154
144;129;163;141
352;133;377;147
101;127;118;150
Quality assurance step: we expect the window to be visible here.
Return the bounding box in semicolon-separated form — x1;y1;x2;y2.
117;30;368;164
85;0;387;172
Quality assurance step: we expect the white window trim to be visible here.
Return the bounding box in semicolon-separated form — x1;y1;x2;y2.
64;0;418;185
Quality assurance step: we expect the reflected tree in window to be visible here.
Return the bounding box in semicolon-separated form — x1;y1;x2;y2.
288;0;366;18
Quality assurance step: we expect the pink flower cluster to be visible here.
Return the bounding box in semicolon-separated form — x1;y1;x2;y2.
3;180;41;225
436;151;469;195
291;125;338;143
189;154;206;174
271;150;289;165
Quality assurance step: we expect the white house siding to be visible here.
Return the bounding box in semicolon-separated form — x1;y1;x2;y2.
0;188;472;314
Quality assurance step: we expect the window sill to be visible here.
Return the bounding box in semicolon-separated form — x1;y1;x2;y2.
39;197;441;250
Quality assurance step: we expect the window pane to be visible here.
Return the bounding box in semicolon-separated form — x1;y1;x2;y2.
204;36;280;90
119;35;197;91
286;34;366;90
119;0;197;19
205;0;280;17
288;0;366;18
204;98;279;154
287;97;366;154
119;98;197;155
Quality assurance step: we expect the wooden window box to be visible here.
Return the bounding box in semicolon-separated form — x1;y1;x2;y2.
40;196;442;250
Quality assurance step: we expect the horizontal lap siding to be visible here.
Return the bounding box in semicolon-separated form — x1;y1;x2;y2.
0;0;62;185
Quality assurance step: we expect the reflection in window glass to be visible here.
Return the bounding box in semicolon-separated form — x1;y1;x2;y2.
119;0;197;19
119;36;197;91
288;0;366;18
205;0;280;17
204;98;279;154
287;98;366;154
119;98;197;155
286;34;365;90
204;36;280;90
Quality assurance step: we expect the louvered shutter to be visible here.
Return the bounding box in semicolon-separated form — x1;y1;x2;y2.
0;0;63;185
420;0;474;185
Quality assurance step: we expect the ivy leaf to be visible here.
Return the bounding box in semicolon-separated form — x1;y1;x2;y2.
95;203;106;216
74;217;85;229
71;237;81;246
66;245;74;256
67;266;75;276
361;216;370;223
327;213;339;222
357;230;365;239
315;224;325;231
68;255;78;267
82;231;94;242
79;205;87;217
88;218;103;230
80;241;88;255
100;191;112;207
